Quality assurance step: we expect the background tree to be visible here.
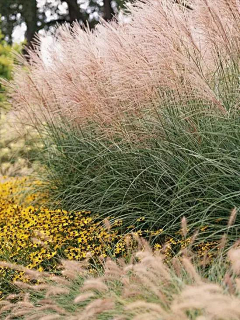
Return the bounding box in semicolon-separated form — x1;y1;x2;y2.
0;0;43;44
0;0;125;47
62;0;84;22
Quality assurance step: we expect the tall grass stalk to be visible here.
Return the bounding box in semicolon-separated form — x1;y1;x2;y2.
8;0;239;131
2;236;240;320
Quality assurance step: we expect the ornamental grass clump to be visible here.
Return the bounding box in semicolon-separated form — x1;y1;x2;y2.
34;110;240;240
2;235;240;320
8;0;239;128
7;0;240;238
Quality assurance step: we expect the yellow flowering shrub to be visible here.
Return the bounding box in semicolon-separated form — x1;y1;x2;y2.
0;178;124;271
0;177;130;296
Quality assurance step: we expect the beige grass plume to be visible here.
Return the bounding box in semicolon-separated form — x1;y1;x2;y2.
7;0;239;137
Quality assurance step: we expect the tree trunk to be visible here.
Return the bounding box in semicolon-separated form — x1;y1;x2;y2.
64;0;83;22
23;0;38;47
103;0;114;21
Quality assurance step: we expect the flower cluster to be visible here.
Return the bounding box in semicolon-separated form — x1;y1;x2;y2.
0;178;125;273
0;177;218;297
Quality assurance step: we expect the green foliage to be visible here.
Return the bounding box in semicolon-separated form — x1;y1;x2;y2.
0;29;20;109
36;103;240;243
0;31;12;107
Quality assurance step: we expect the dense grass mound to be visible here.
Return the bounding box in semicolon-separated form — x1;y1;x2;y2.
7;0;240;238
38;107;240;239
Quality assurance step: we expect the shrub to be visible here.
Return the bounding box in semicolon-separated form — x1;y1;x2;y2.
0;177;126;258
0;29;20;109
0;111;41;176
